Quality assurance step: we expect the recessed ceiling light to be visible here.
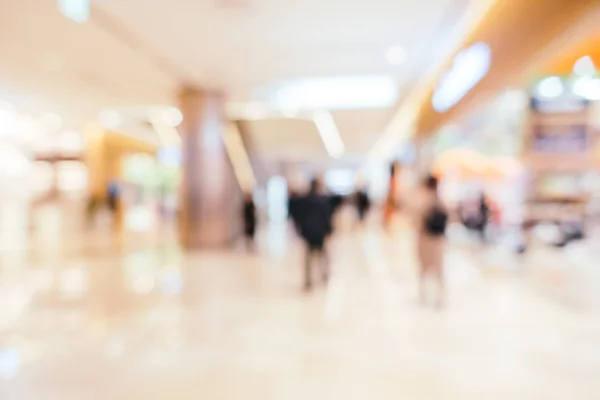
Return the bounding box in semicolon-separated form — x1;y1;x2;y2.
0;107;18;138
573;55;596;77
58;0;90;23
269;75;397;110
386;46;407;66
432;42;491;112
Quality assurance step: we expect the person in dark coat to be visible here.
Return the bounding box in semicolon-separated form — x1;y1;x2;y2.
242;193;257;251
293;178;333;291
355;188;371;225
287;189;301;233
330;194;344;214
476;193;490;243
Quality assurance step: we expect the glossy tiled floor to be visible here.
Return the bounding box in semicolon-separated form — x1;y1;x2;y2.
1;208;600;399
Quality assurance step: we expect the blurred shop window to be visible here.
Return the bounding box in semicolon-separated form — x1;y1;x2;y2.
267;175;287;222
56;161;88;193
123;154;157;186
30;137;54;156
31;161;54;195
0;145;30;178
0;347;21;379
362;160;389;202
592;101;600;129
157;147;182;167
29;130;84;157
0;107;18;138
397;142;416;164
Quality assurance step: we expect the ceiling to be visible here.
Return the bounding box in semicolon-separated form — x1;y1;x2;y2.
413;0;600;138
542;33;600;77
0;0;471;162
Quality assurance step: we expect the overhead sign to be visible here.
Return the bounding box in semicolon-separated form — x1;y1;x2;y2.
58;0;90;23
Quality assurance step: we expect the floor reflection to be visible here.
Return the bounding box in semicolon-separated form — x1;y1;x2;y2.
0;208;600;399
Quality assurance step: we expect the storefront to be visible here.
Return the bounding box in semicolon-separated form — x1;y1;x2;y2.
121;150;181;233
428;89;529;231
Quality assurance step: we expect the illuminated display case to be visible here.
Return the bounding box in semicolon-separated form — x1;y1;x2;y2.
524;84;597;225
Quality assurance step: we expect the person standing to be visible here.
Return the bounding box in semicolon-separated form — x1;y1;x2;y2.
242;193;257;251
106;180;121;230
294;178;333;292
476;193;490;242
414;175;447;308
384;162;400;231
355;188;371;226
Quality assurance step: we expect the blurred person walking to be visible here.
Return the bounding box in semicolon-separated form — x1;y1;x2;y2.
287;189;302;234
107;180;120;214
476;193;490;242
106;180;122;230
414;175;447;308
384;162;400;231
242;193;257;251
294;178;333;292
355;187;371;226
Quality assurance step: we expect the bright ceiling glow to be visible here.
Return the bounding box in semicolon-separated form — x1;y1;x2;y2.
573;55;596;77
432;42;491;112
41;113;62;133
573;76;600;100
0;104;18;137
386;46;407;66
99;109;121;129
312;111;345;159
270;75;397;110
324;169;356;195
0;146;30;177
58;0;90;23
162;107;183;127
536;76;564;99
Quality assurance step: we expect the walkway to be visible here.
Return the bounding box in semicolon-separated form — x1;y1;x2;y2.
1;209;600;399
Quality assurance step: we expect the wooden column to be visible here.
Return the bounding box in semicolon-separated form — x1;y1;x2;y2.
178;88;243;248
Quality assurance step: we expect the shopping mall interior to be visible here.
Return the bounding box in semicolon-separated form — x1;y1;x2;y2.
2;0;600;398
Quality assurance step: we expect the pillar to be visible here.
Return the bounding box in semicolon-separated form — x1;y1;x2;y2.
178;88;243;248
